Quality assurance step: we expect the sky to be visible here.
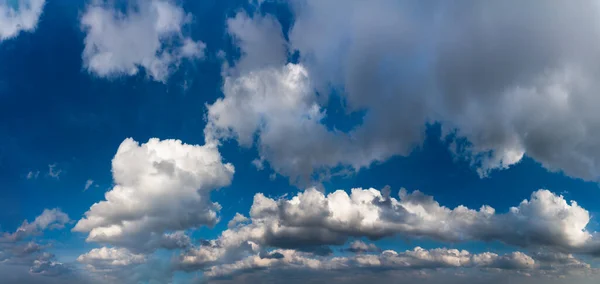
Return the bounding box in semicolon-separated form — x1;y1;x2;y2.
3;0;600;283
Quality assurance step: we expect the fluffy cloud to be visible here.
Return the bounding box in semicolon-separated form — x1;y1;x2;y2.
73;138;234;252
206;62;363;183
178;187;600;270
77;247;146;271
81;0;205;82
29;253;71;277
0;0;45;41
207;0;600;182
225;11;288;74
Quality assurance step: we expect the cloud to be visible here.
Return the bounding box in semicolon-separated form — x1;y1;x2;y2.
207;0;600;183
205;63;352;184
77;248;171;284
47;164;61;179
26;170;40;180
77;247;146;270
81;0;205;82
0;210;73;280
1;208;70;242
73;138;234;252
0;0;45;41
202;246;598;281
83;180;94;191
177;187;600;270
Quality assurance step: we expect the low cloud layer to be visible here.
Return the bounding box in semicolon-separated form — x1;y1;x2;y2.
178;187;600;271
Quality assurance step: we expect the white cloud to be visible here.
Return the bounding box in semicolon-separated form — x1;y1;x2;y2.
1;208;70;242
202;246;596;280
83;180;94;191
73;138;234;252
225;11;287;74
178;187;600;270
0;210;72;279
77;247;146;270
0;0;45;41
205;63;353;183
228;213;250;229
29;253;71;277
208;0;600;183
81;0;205;82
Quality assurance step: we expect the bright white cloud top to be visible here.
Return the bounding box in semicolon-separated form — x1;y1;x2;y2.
73;138;234;252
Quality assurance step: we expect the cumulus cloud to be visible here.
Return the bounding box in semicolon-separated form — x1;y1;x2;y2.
73;138;234;252
345;240;379;254
81;0;205;82
0;0;45;41
26;170;40;180
77;247;146;271
206;0;600;183
178;187;600;270
205;63;356;183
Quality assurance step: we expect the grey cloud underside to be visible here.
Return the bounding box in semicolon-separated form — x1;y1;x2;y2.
176;186;600;279
0;209;75;280
205;0;600;183
200;247;596;283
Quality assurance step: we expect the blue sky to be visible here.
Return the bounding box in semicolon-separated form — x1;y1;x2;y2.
3;0;600;283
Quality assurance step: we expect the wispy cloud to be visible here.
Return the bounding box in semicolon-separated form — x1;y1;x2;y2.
26;171;40;180
83;179;94;191
47;164;61;180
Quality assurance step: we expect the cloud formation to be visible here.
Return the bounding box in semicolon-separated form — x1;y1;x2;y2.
73;138;234;252
1;208;70;242
0;0;45;41
207;0;600;183
0;209;72;280
178;186;600;271
81;0;205;82
202;246;597;282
